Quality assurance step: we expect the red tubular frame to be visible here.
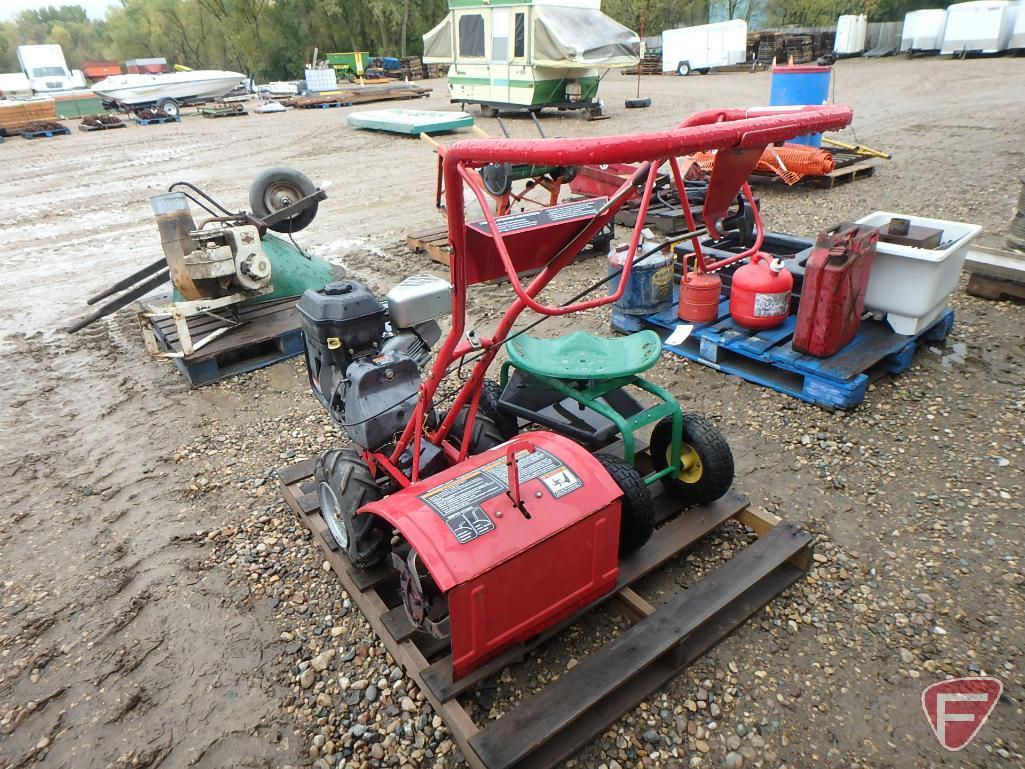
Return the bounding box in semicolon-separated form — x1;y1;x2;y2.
379;106;853;482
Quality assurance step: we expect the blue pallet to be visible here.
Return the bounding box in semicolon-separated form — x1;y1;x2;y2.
21;126;71;139
145;297;305;387
134;116;181;126
612;290;954;410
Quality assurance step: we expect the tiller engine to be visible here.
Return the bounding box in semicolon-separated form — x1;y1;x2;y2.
301;105;854;678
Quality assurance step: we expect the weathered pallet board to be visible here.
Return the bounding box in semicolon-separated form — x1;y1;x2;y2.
78;121;126;132
142;295;304;387
964;245;1025;302
277;454;812;769
749;156;881;189
406;227;452;267
612;289;954;410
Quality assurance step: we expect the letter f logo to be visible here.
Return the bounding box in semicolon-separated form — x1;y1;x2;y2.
922;677;1002;751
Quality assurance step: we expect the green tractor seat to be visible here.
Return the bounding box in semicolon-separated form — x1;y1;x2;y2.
506;330;662;380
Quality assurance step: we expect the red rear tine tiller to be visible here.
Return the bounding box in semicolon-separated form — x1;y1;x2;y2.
297;105;853;679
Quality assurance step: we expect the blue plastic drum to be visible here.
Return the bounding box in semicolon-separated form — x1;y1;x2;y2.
769;65;832;147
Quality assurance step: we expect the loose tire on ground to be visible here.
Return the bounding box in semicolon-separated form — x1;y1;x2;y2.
481;379;519;440
650;414;734;506
249;166;319;233
595;453;655;554
315;448;390;568
625;97;651;109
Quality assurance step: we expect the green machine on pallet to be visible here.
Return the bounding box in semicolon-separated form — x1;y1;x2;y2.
67;167;339;357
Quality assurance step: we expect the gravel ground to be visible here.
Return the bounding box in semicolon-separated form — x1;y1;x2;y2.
1;56;1024;769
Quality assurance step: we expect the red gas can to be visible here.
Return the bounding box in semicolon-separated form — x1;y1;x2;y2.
729;253;793;329
793;223;878;357
679;271;722;323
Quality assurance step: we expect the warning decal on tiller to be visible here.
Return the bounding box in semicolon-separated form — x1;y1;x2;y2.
417;448;583;543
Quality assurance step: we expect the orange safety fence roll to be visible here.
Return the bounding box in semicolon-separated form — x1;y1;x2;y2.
692;142;836;186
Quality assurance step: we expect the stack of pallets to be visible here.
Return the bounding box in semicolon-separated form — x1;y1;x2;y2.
623;50;663;75
400;56;425;80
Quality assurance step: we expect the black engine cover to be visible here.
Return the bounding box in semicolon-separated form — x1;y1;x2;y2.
298;280;387;414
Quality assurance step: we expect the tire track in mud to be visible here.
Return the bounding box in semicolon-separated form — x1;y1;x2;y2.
0;323;296;768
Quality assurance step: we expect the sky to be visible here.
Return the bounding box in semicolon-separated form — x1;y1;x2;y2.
1;0;115;21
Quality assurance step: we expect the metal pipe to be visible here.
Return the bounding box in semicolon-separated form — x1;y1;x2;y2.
85;258;167;305
65;269;170;334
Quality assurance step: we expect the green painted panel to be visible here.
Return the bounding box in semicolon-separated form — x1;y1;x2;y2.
253;234;339;303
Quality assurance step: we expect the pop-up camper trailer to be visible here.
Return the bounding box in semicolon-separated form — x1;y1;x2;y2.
422;0;639;117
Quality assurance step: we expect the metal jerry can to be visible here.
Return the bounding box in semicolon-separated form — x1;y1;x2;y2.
729;252;793;329
793;223;878;357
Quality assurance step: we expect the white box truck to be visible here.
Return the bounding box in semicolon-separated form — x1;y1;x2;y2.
941;0;1018;54
17;44;85;92
661;20;747;76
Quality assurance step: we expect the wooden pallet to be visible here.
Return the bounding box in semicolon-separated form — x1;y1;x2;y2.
78;120;126;132
612;290;954;410
201;104;248;118
277;458;812;769
750;155;881;190
406;227;452;266
964;245;1025;302
140;295;304;387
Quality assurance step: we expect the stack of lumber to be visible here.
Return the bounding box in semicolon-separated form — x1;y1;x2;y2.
400;56;425;80
287;82;431;108
0;98;58;135
623;49;663;75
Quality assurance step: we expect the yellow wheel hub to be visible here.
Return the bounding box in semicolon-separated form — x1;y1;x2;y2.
669;443;703;483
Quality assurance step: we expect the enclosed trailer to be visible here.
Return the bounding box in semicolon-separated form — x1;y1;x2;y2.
1011;3;1025;49
660;20;747;76
941;1;1018;54
900;9;948;54
833;14;868;56
423;0;639;117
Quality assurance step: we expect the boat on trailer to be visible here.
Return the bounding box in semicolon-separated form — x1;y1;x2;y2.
91;70;247;116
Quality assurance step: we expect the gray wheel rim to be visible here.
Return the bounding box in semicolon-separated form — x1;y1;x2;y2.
263;180;302;212
162;101;178;116
319;481;350;550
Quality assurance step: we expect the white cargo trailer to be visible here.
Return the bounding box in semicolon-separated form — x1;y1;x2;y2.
900;9;949;54
940;0;1018;54
834;15;868;56
1011;2;1025;49
660;20;747;76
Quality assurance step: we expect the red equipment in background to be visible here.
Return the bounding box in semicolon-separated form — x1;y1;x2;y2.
729;252;794;329
793;223;879;357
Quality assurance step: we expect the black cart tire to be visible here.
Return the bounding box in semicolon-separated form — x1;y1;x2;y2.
698;68;711;75
315;448;390;568
449;407;506;454
481;379;518;440
595;453;654;554
650;414;734;506
249;166;319;233
625;97;651;109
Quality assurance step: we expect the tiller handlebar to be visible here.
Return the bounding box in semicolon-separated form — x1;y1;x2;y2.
387;105;853;481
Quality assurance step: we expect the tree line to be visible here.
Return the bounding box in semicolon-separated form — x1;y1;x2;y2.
1;0;957;82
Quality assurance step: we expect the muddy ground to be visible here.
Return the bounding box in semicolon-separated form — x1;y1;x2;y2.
1;56;1023;769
